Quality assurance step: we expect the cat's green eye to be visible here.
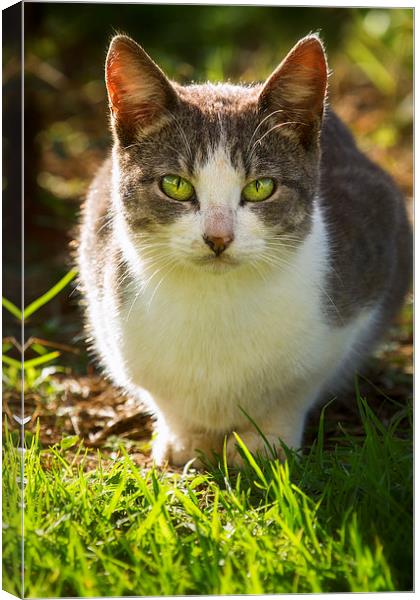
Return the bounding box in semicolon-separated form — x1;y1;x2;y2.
160;175;195;202
242;178;275;202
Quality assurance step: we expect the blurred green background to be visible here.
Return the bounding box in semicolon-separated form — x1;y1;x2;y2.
4;4;413;360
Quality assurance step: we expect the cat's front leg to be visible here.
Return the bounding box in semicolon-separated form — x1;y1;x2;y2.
152;418;224;468
225;397;313;467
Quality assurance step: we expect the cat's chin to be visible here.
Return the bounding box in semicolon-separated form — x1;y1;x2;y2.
190;254;241;274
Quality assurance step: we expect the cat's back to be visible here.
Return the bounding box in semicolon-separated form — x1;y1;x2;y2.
319;110;412;327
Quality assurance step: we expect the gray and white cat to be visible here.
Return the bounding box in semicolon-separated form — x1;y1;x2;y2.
78;34;412;467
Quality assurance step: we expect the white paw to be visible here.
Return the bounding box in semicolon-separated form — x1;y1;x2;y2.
152;429;222;468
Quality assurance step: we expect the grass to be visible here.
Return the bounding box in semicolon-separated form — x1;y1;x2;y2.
2;269;78;395
2;392;412;596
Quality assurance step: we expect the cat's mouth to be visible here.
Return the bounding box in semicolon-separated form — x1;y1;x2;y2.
192;253;240;272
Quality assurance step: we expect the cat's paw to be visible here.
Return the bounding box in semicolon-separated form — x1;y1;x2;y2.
152;430;222;468
225;431;283;467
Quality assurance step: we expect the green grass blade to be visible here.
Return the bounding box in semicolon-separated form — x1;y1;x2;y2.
134;494;168;540
222;435;229;481
2;297;22;320
104;470;127;519
23;269;77;319
210;486;220;540
238;406;277;458
23;351;60;369
2;354;22;368
30;343;49;356
232;432;268;487
173;487;210;524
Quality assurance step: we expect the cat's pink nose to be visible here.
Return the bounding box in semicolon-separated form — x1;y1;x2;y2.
203;234;234;256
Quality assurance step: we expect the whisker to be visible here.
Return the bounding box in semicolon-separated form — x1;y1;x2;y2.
249;121;309;159
146;259;179;308
165;112;194;165
248;259;270;283
247;109;288;152
264;242;302;252
124;255;178;321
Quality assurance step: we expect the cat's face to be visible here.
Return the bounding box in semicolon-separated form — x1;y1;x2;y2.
106;35;328;274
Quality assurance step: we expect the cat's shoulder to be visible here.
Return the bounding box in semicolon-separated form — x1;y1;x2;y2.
320;108;404;206
83;156;113;230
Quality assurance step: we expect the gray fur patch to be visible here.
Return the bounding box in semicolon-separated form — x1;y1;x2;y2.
114;81;320;239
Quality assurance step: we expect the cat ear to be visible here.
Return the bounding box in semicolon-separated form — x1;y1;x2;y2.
105;35;177;138
258;35;328;142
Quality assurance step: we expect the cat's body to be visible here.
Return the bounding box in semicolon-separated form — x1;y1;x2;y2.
78;35;411;466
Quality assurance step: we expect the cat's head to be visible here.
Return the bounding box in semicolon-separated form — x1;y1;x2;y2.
105;34;328;274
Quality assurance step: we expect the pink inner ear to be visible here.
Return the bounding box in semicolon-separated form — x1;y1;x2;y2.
287;38;327;78
282;40;327;106
105;38;170;128
261;36;328;118
106;51;137;114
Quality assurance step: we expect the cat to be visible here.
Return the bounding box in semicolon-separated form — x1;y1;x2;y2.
78;33;412;467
